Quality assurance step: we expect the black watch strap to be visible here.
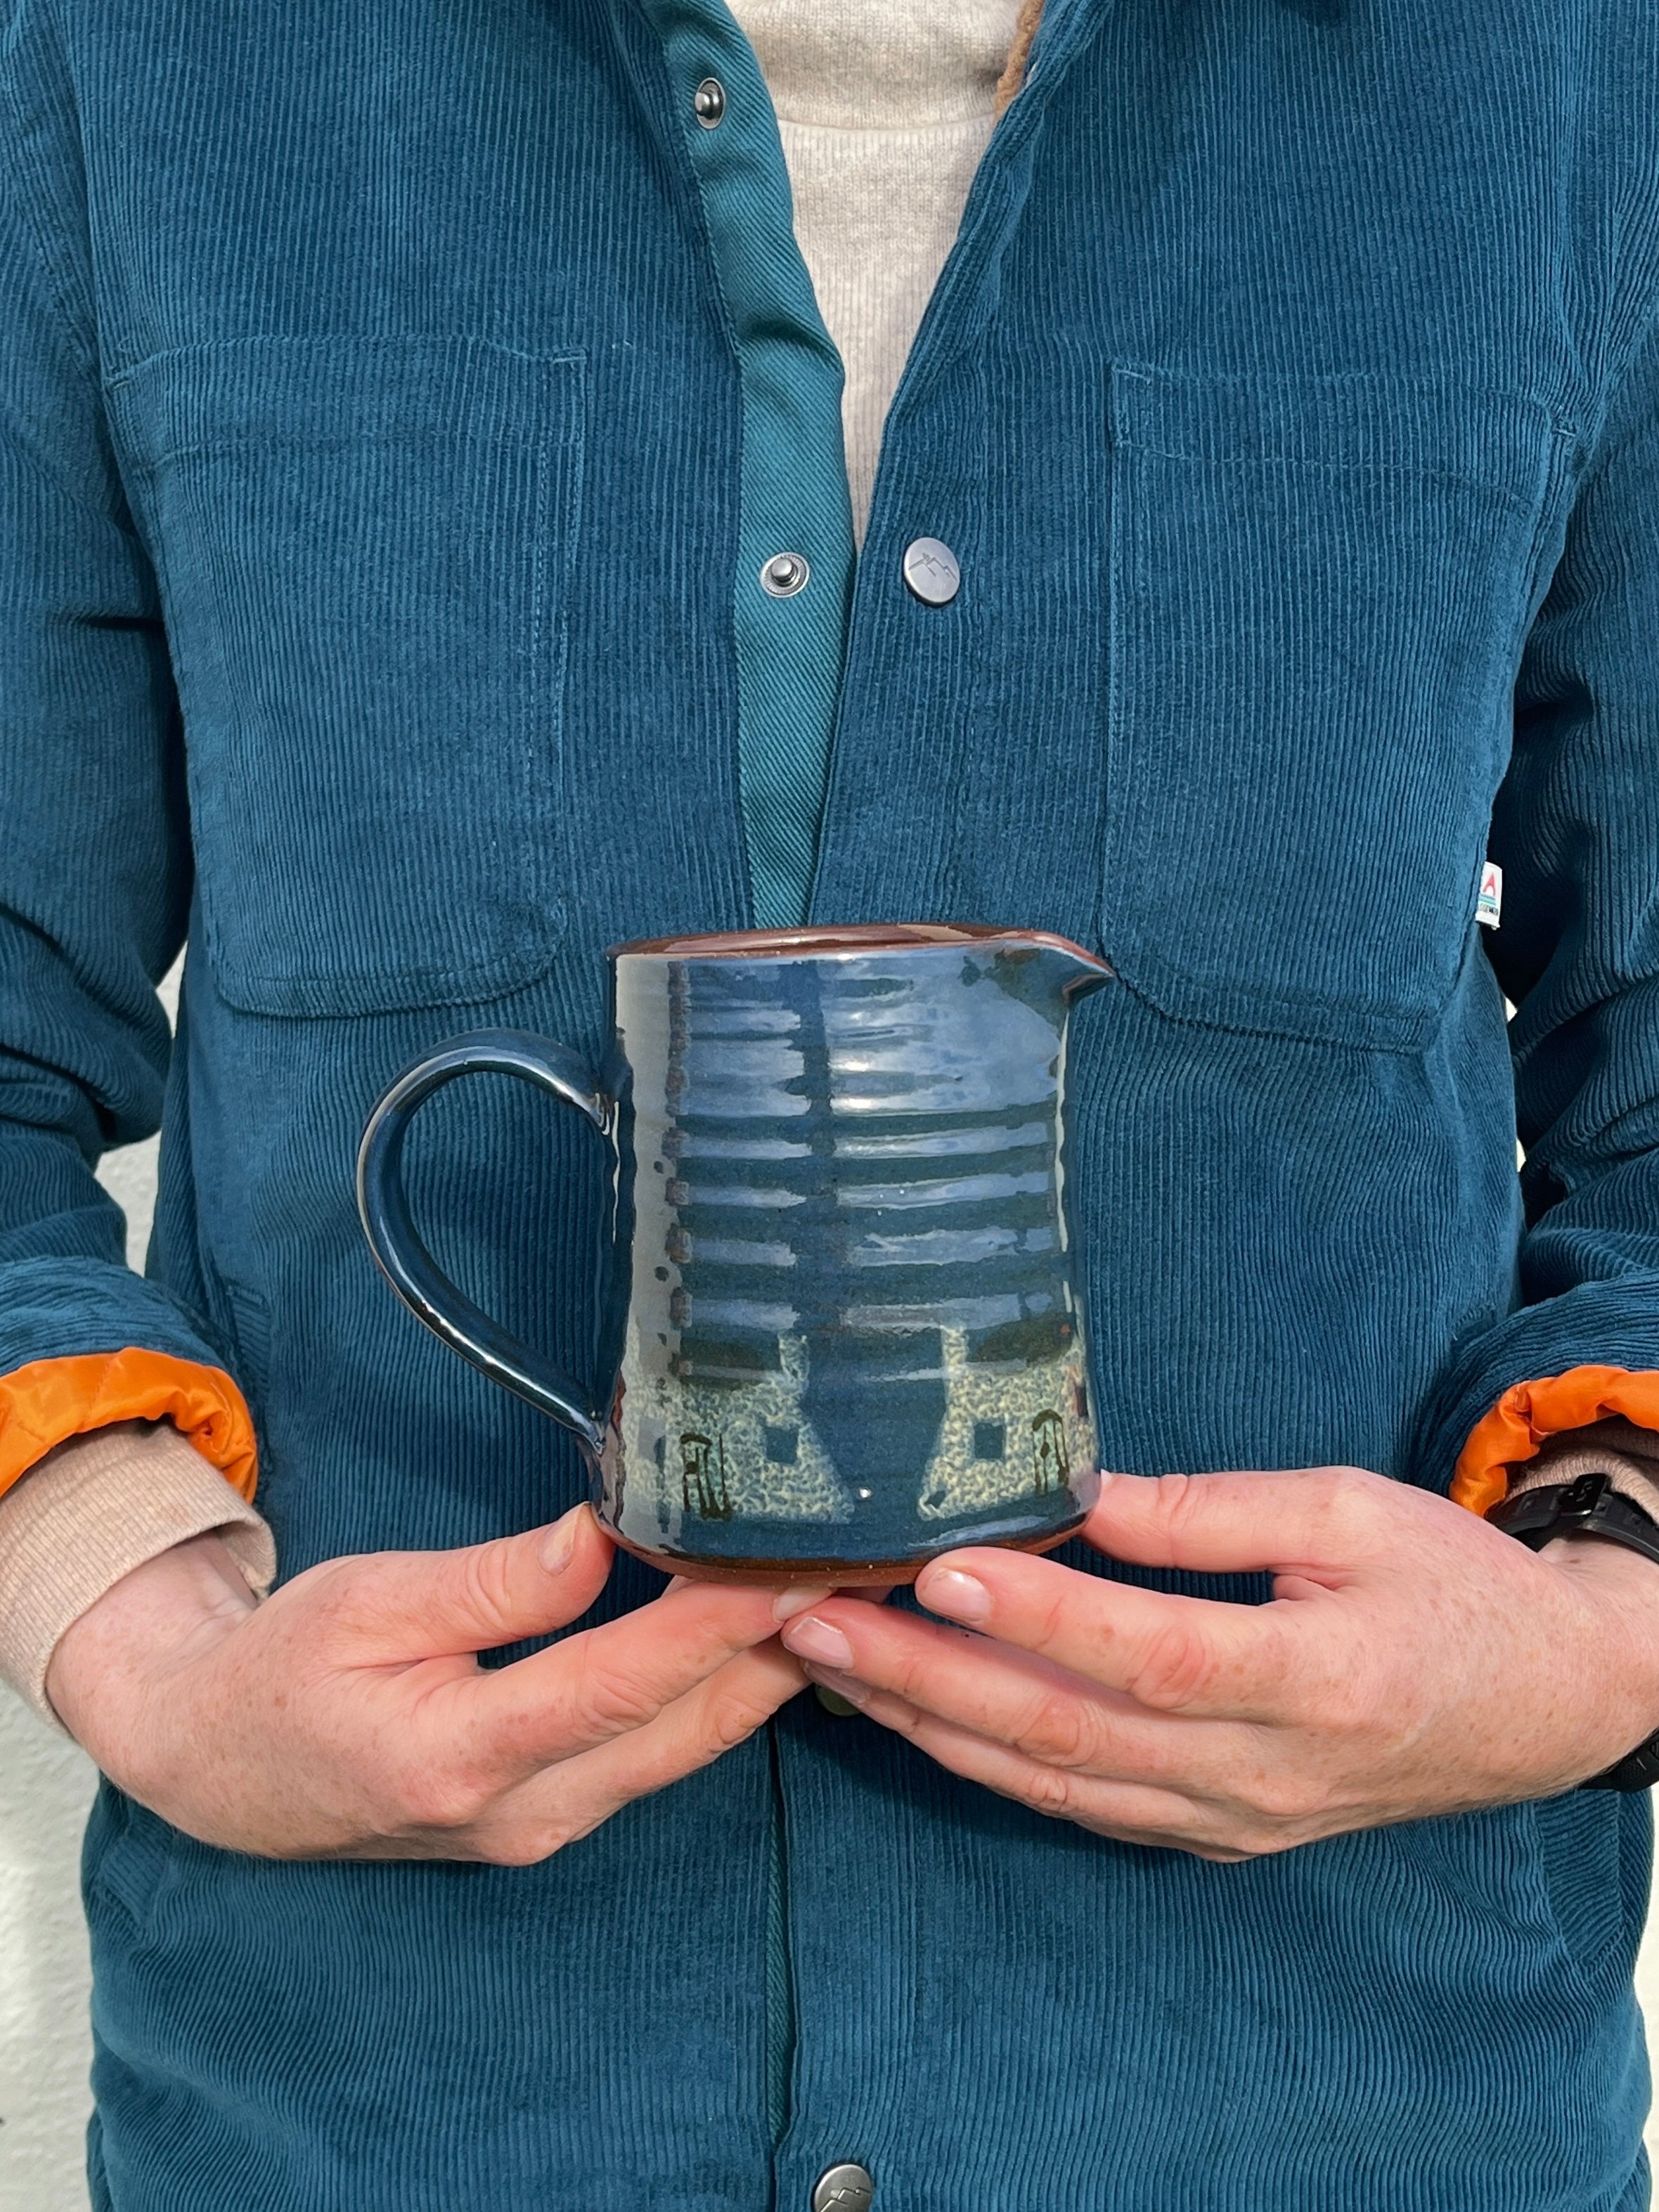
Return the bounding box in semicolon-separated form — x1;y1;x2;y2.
1488;1470;1659;1564
1589;1730;1659;1793
1487;1471;1659;1792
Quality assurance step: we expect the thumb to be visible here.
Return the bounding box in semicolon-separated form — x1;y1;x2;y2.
335;1505;614;1659
1083;1465;1406;1577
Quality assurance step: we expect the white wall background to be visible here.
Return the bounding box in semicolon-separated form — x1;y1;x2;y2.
0;1108;160;2209
1;982;1658;2206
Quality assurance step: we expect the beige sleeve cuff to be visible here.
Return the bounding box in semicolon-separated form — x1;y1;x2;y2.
1505;1417;1659;1526
0;1420;276;1730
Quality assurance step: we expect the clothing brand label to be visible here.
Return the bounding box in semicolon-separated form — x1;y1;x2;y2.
1476;861;1503;929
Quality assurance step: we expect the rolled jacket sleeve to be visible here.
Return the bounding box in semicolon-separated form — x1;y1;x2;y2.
1421;303;1659;1508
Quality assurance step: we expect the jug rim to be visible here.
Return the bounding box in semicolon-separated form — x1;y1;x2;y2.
607;921;1114;973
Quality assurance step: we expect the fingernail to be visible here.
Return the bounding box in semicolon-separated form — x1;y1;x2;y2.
772;1583;834;1623
780;1615;855;1671
808;1668;870;1709
919;1567;991;1624
539;1508;583;1574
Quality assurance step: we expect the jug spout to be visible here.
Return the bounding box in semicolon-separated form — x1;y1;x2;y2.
983;930;1114;1010
1020;933;1114;1003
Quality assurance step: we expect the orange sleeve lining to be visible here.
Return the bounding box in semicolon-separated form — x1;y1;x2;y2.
0;1350;257;1507
1451;1364;1659;1517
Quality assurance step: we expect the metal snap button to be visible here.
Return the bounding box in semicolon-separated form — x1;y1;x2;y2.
901;536;960;605
761;551;811;598
812;2163;874;2212
694;77;726;127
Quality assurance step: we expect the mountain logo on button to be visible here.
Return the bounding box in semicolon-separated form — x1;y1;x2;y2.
902;537;960;605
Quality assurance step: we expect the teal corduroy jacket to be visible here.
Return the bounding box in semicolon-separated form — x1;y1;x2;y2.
3;0;1659;2205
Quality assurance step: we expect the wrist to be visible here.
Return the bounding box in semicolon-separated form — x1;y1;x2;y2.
1493;1472;1659;1713
46;1533;257;1759
1545;1526;1659;1621
1542;1535;1659;1765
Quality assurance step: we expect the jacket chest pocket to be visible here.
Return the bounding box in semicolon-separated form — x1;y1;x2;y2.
1100;367;1568;1050
108;336;586;1017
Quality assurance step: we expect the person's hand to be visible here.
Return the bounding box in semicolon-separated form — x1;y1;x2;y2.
48;1505;815;1862
777;1466;1659;1860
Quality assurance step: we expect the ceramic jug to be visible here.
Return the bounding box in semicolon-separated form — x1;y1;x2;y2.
357;924;1112;1580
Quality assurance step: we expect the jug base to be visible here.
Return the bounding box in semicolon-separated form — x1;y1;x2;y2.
609;1512;1087;1587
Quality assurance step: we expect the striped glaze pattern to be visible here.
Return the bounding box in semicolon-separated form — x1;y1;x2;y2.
600;933;1110;1569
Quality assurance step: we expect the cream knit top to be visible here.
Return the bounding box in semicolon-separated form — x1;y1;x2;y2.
729;0;1022;541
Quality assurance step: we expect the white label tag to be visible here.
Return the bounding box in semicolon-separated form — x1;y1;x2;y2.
1476;861;1503;930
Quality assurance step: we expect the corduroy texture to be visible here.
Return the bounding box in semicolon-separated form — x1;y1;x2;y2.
1454;1368;1659;1514
0;0;1019;1691
4;0;1659;2204
0;1422;273;1726
0;1349;257;1505
639;0;858;930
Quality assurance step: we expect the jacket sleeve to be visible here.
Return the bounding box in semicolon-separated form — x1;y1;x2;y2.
0;18;255;1505
1426;304;1659;1511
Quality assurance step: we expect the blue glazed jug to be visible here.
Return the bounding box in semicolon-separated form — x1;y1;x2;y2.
357;925;1112;1581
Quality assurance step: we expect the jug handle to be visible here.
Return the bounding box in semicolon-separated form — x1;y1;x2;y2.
356;1029;613;1455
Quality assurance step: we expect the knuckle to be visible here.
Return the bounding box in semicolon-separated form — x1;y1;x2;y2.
478;1824;571;1868
877;1650;924;1705
1313;1464;1388;1541
396;1764;491;1833
1326;1462;1378;1508
477;1832;541;1868
1028;1583;1076;1656
700;1687;767;1756
1233;1822;1303;1859
1015;1761;1080;1821
1150;1472;1208;1542
295;1558;368;1642
1126;1620;1222;1712
451;1541;520;1637
882;1640;946;1707
1014;1691;1096;1768
574;1650;662;1736
1243;1768;1335;1827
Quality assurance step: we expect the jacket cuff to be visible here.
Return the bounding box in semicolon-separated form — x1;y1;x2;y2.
0;1421;276;1730
1450;1366;1659;1515
1413;1279;1659;1498
0;1348;257;1505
